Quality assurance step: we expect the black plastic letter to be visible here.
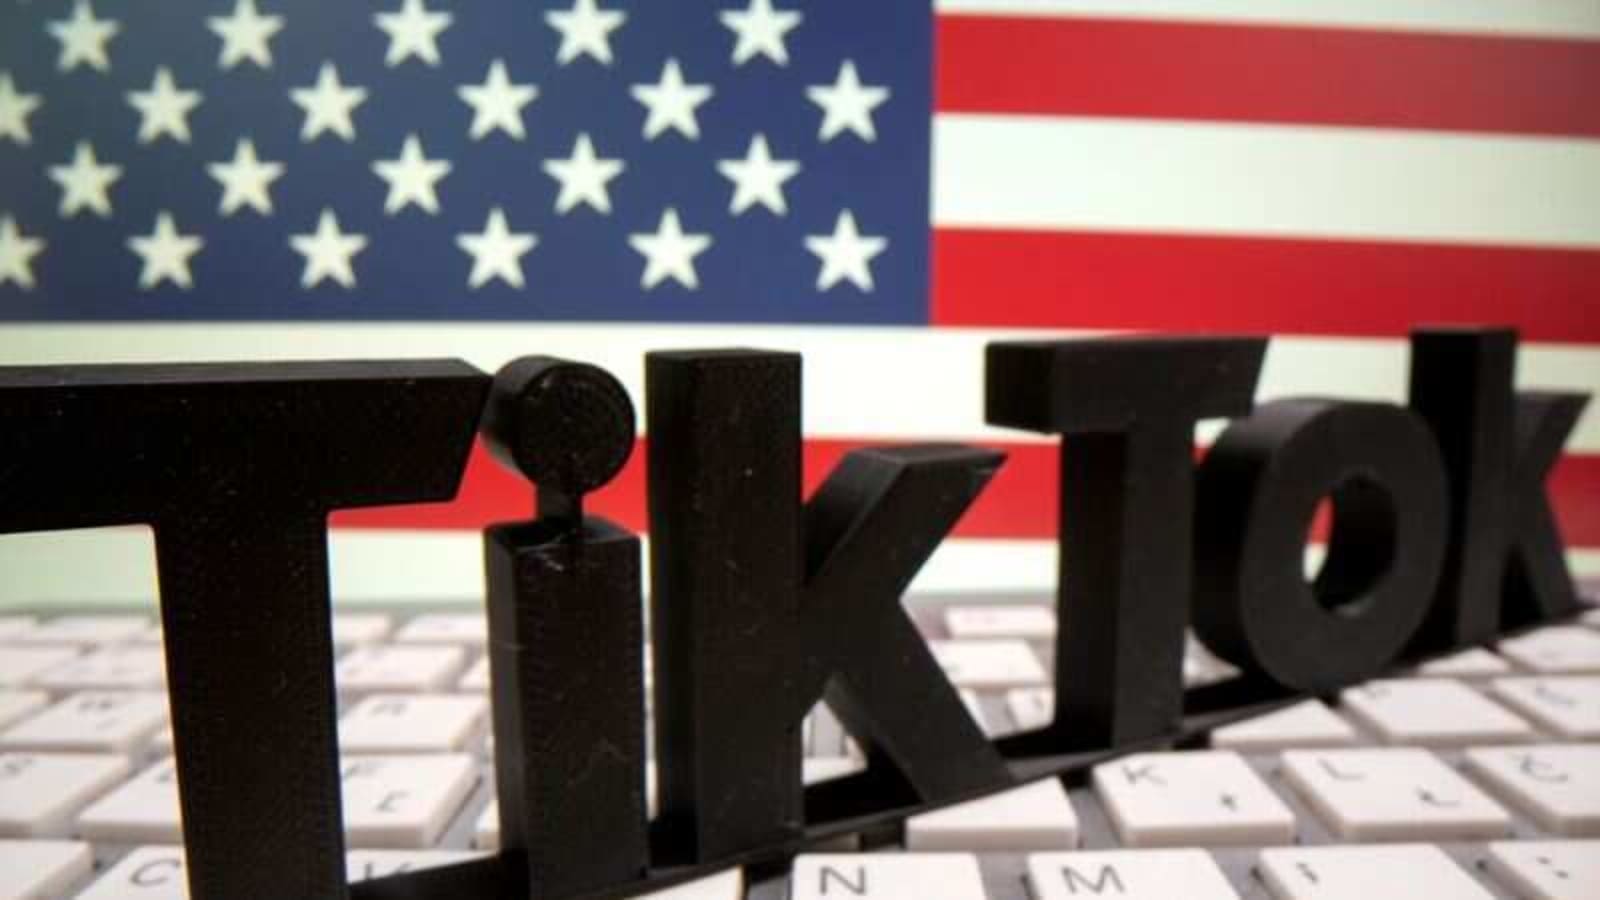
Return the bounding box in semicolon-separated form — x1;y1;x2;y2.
985;338;1266;750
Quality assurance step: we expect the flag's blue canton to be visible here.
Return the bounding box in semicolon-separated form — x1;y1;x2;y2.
0;0;933;324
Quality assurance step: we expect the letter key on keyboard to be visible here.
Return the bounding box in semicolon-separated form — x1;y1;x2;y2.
1483;840;1600;900
0;839;92;900
1209;700;1357;752
1499;627;1600;674
790;853;988;900
0;752;130;837
0;692;167;753
1282;748;1511;840
1338;679;1533;747
1462;745;1600;836
1257;845;1492;900
904;779;1078;851
1488;677;1600;739
1026;849;1239;900
1091;751;1296;847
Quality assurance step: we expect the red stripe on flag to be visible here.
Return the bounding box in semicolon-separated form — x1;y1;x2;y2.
334;440;1600;548
936;15;1600;137
931;228;1600;343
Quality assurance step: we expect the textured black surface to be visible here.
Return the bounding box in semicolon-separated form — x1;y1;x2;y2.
985;338;1267;752
1192;399;1448;691
1408;328;1590;649
0;361;489;900
481;356;649;898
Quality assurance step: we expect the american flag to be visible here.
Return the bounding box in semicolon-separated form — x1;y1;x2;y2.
1;0;1597;600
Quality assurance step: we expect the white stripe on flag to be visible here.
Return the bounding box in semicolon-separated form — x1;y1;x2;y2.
933;115;1600;249
7;323;1599;451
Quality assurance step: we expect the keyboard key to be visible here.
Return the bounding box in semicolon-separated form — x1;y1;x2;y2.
0;693;47;732
76;758;184;843
1415;647;1513;677
1210;700;1357;752
805;757;867;784
790;853;986;900
0;648;80;687
1488;677;1600;739
335;645;467;693
1091;750;1295;847
1462;744;1600;836
957;689;999;737
1258;844;1491;900
392;614;487;647
1484;840;1600;900
0;752;130;837
333;614;395;647
74;846;488;899
0;616;35;640
1339;679;1533;747
29;647;166;692
339;694;488;753
1282;748;1511;840
11;615;148;647
1005;688;1053;732
943;605;1055;639
0;839;92;900
1026;849;1238;900
906;778;1077;851
341;754;478;848
457;656;491;692
1500;626;1600;674
0;691;167;753
929;640;1047;689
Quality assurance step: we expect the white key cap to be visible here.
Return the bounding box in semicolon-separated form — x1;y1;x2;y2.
791;853;986;900
335;645;466;693
11;615;148;647
639;869;743;900
1026;849;1239;900
906;778;1077;850
341;754;478;848
1501;626;1600;674
1339;679;1533;747
1210;700;1357;752
1258;844;1491;900
29;647;166;692
0;648;80;687
1282;747;1511;840
1005;688;1053;732
0;617;35;640
393;614;487;647
0;693;48;731
943;605;1055;639
1092;750;1296;847
1484;840;1600;900
0;839;93;900
340;694;488;753
957;689;999;737
1489;677;1600;739
929;640;1047;689
76;758;184;843
345;849;484;881
1416;647;1513;677
457;656;492;691
1463;744;1600;836
333;614;394;646
805;757;866;784
0;691;167;753
0;752;130;837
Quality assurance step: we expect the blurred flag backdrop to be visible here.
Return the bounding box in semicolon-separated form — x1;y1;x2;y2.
1;0;1598;597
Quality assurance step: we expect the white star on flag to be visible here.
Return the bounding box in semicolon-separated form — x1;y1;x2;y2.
127;67;203;145
717;134;800;216
806;60;889;142
543;133;625;215
207;139;285;216
631;59;714;141
48;142;122;218
458;60;538;141
374;0;453;67
457;208;537;289
207;0;285;70
546;0;626;66
372;134;452;215
805;210;886;291
127;212;203;290
290;63;367;142
0;217;46;290
630;208;711;290
719;0;802;67
47;1;120;73
289;209;367;288
0;73;42;145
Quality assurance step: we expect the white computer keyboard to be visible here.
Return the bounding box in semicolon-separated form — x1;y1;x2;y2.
1;600;1598;899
